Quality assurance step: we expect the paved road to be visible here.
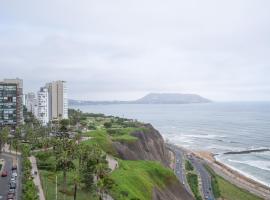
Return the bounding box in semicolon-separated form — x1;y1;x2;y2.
189;155;215;200
0;153;21;200
168;144;215;200
167;145;193;195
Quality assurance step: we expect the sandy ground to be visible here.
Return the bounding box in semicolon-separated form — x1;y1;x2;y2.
192;150;270;199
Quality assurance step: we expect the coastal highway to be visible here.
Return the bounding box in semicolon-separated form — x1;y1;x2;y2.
188;155;215;200
173;147;193;195
168;144;215;200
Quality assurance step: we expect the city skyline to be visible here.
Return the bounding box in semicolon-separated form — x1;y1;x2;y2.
1;1;270;101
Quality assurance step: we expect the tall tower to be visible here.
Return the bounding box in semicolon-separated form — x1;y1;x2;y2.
0;78;23;127
46;81;68;120
37;87;49;125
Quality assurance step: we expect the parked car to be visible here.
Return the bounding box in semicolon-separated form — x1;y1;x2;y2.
7;193;14;199
9;182;16;189
11;165;17;170
8;188;15;194
12;172;17;177
1;170;8;177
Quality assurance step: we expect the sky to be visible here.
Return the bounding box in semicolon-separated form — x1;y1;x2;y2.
0;0;270;101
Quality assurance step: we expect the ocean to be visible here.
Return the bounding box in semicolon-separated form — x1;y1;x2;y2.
72;102;270;187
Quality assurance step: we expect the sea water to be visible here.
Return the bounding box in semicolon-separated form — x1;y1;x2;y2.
72;102;270;187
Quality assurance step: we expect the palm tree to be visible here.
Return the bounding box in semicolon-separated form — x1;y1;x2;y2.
54;138;76;192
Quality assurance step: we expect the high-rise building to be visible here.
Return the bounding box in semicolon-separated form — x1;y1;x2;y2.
37;87;49;125
46;81;68;120
25;92;38;117
0;78;23;127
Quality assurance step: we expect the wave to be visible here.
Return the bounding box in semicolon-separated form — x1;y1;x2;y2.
215;157;270;187
227;159;270;172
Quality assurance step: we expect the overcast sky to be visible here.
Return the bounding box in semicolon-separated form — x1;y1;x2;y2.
0;0;270;101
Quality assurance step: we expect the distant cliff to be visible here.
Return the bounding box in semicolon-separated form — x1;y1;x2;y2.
69;93;211;105
135;93;211;104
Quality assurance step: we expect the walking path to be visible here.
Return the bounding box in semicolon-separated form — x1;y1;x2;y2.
106;155;118;172
29;156;45;200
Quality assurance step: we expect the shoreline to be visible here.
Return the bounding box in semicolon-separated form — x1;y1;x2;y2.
184;147;270;199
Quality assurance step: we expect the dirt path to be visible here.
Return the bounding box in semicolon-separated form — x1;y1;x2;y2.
29;156;46;200
106;155;118;172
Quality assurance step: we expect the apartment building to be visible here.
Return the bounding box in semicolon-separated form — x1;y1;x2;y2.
37;87;49;125
46;80;68;120
0;78;23;127
25;92;38;117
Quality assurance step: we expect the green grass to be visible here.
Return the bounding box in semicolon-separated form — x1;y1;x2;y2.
185;160;194;171
111;134;137;142
82;129;117;155
40;170;97;200
110;160;177;200
205;165;263;200
186;173;202;200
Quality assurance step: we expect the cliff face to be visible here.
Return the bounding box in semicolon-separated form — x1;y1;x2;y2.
112;124;170;167
112;124;194;200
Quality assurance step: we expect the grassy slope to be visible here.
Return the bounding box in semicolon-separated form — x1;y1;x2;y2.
205;165;262;200
110;160;177;200
82;128;138;155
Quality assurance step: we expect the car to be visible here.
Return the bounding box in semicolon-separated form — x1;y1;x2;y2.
7;194;14;198
1;170;8;177
9;182;16;189
12;172;17;177
11;165;17;170
8;188;15;194
11;177;16;182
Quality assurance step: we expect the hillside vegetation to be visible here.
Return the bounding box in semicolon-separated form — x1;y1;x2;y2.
33;109;188;200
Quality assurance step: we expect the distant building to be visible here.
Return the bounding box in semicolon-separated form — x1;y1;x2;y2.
0;78;23;127
37;87;49;125
25;92;38;117
46;80;68;120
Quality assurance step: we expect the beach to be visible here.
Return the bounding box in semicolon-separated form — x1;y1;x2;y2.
192;149;270;199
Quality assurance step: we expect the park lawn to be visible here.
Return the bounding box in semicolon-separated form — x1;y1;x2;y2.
82;128;141;154
40;170;97;200
111;134;137;143
82;129;117;156
110;160;177;200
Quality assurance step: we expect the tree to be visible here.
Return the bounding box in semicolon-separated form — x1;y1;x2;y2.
0;127;9;153
54;138;76;192
97;176;115;200
104;122;112;129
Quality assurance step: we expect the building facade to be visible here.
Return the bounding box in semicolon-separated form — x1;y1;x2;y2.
25;92;38;117
37;87;49;125
0;78;23;127
46;80;68;120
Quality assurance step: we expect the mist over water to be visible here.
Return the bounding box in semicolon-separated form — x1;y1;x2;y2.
72;102;270;186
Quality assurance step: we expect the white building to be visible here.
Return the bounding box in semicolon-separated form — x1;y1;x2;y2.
37;87;49;125
25;92;38;117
